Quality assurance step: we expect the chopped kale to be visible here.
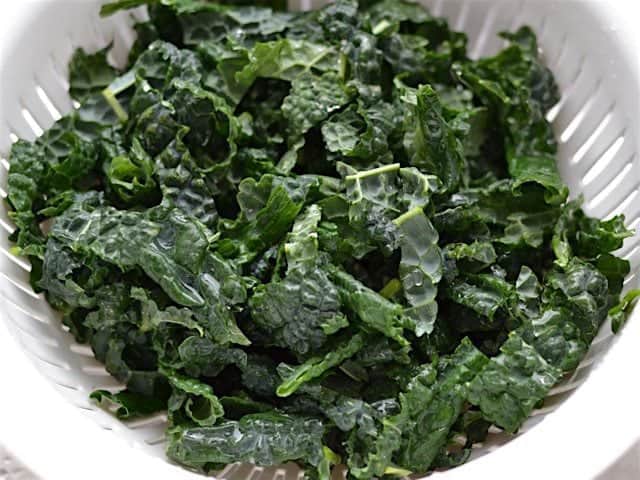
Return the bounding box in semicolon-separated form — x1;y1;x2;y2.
5;0;638;478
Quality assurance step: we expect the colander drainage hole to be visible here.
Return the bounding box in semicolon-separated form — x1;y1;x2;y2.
588;161;633;211
582;134;626;186
571;110;614;165
80;364;111;376
35;85;62;121
20;108;43;137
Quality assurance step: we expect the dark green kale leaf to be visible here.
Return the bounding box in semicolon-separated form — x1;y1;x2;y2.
395;338;488;472
316;0;359;40
178;5;292;48
250;205;348;355
51;198;250;345
394;207;443;336
37;239;102;311
105;137;159;206
322;99;399;168
348;338;487;478
467;332;561;433
444;241;497;275
513;265;542;320
552;198;632;266
90;389;167;419
368;0;468;86
239;354;282;399
284;203;322;272
433;179;559;249
132;287;203;335
276;333;365;397
329;266;410;348
175;336;247;377
165;368;225;426
250;267;347;356
219;394;273;419
545;258;610;344
282;72;352;140
365;0;431;29
516;260;612;373
610;289;640;333
338;163;402;254
278;72;354;172
517;308;586;373
236;38;341;89
335;162;440;263
595;253;631;301
7;101;115;258
169;79;239;153
219;174;319;263
167;413;333;479
154;128;218;227
454;27;566;204
403;85;466;192
69;46;119;103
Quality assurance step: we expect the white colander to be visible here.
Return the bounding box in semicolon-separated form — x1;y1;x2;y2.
0;1;639;479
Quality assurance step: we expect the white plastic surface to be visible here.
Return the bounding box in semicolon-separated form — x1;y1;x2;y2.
0;1;639;479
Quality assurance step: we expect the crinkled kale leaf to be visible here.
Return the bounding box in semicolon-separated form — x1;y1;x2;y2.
6;0;638;478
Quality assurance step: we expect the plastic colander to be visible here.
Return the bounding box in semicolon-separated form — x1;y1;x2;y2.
0;1;639;479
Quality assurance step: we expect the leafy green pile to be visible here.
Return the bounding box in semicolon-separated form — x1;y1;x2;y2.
7;0;640;477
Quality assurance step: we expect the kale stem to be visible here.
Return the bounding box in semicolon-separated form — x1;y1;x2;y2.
379;278;402;299
345;163;400;181
101;70;136;123
102;87;128;123
393;207;424;226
